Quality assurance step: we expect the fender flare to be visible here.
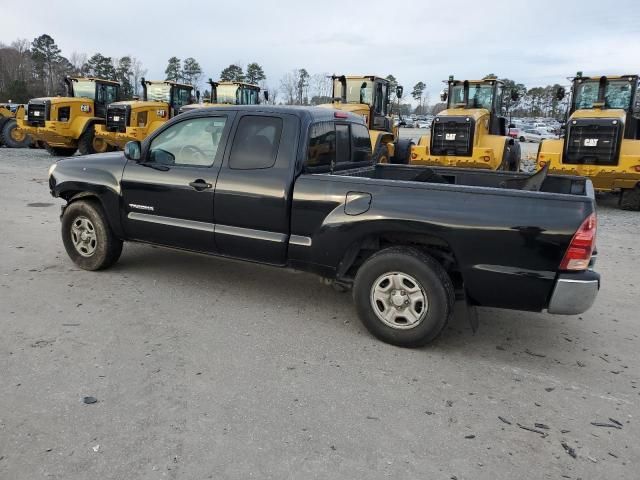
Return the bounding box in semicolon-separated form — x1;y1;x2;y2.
80;117;105;137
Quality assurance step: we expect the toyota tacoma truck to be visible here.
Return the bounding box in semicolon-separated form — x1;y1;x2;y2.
48;106;600;347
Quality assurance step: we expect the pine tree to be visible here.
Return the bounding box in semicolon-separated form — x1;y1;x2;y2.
245;62;266;85
165;57;182;82
31;34;62;95
219;64;244;82
182;57;202;89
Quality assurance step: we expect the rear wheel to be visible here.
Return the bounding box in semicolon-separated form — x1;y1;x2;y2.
45;144;77;157
1;119;31;148
78;127;108;155
372;142;390;164
391;138;414;164
353;246;455;347
620;185;640;211
0;117;8;145
508;141;521;171
61;200;123;270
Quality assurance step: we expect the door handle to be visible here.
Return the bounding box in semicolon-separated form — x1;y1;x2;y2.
189;179;212;191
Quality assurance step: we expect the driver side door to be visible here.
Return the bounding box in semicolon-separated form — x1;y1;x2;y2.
121;113;234;252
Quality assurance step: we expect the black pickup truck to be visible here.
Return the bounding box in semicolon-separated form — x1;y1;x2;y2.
48;106;600;347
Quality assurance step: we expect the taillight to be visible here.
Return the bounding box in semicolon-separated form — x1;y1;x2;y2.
560;213;597;271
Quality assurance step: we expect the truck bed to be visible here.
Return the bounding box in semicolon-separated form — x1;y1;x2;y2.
337;164;592;197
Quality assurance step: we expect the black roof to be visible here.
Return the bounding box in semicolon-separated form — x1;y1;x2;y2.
178;104;365;124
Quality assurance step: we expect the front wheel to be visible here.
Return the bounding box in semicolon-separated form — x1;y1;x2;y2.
353;247;455;347
61;200;123;270
391;138;414;165
372;143;390;164
519;136;526;142
1;119;31;148
78;127;109;155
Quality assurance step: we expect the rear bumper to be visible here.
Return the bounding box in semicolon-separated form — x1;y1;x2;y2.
547;270;600;315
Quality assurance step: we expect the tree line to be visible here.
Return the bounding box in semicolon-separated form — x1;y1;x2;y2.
1;34;569;118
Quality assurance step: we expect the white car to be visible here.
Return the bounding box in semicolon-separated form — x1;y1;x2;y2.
519;128;554;143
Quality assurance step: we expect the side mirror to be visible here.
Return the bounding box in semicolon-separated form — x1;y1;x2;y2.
508;123;515;129
511;90;520;101
396;85;403;98
440;90;448;102
555;87;566;101
124;141;141;161
560;123;566;130
263;90;269;102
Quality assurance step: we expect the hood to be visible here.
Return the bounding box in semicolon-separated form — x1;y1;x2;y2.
30;97;95;106
570;108;627;121
436;108;488;121
109;100;169;110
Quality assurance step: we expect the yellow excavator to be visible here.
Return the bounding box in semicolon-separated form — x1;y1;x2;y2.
94;78;194;150
538;72;640;209
15;77;120;156
409;75;520;170
320;75;413;164
179;79;267;113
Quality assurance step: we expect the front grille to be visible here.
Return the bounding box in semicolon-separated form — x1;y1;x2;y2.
106;105;130;132
27;101;49;126
430;116;475;156
564;118;622;166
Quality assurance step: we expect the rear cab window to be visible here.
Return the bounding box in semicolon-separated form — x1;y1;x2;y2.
305;120;371;173
229;115;283;169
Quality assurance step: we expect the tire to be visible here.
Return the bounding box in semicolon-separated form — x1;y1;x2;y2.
620;185;640;211
353;246;455;347
45;144;77;157
78;126;109;155
61;200;123;271
519;136;526;143
391;138;414;164
372;142;390;164
509;141;521;171
1;118;31;148
0;117;8;145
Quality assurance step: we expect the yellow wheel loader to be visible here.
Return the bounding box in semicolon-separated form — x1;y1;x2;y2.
179;79;267;113
16;77;120;156
94;78;194;150
0;104;32;148
409;75;520;171
320;75;412;164
538;73;640;210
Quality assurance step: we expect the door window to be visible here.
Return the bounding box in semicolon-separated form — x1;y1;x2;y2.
229;115;283;169
148;117;227;167
172;87;192;111
306;121;335;171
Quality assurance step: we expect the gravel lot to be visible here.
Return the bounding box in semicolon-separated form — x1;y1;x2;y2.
1;147;638;480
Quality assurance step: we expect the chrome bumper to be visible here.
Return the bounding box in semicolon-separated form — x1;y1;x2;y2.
547;270;600;315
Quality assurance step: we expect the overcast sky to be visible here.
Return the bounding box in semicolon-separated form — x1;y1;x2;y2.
3;0;639;102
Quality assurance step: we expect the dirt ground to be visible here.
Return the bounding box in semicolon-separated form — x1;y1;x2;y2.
0;147;638;480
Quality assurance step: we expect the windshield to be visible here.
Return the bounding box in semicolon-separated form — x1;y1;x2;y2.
217;84;239;104
146;83;171;102
605;79;634;109
72;80;96;100
334;78;374;105
449;83;494;109
240;87;260;105
574;80;600;109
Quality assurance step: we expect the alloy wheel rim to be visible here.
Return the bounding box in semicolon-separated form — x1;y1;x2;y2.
71;216;97;257
370;272;428;329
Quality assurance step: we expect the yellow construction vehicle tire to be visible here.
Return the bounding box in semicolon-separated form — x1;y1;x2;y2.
620;185;640;211
45;144;77;157
0;119;31;148
372;143;390;164
0;117;8;145
78;127;109;155
391;139;414;165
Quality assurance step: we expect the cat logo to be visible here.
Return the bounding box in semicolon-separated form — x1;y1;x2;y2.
584;138;598;147
445;133;457;141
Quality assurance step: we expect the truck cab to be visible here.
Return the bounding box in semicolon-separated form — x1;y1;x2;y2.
94;78;194;150
16;77;120;156
537;72;640;209
409;76;520;171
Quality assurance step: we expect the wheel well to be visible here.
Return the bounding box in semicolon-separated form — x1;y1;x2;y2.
61;191;100;204
337;233;462;288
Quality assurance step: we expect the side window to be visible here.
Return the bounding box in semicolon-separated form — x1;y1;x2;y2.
306;121;335;171
228;115;283;170
351;123;372;163
148;117;227;167
172;88;191;110
335;124;350;166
